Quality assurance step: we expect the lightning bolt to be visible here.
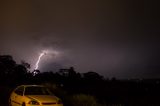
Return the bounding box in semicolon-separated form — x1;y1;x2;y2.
35;51;47;70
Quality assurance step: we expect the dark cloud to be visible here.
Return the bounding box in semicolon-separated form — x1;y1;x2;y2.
0;0;160;78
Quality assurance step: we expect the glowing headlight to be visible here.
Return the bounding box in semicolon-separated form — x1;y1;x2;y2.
28;100;40;105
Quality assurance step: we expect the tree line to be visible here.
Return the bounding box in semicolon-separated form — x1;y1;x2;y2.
1;55;160;106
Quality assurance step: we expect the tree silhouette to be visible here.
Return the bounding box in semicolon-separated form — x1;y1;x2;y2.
0;55;31;85
0;55;16;74
0;55;16;84
83;71;103;81
21;60;31;69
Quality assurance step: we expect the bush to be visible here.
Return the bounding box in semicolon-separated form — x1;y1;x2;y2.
42;82;67;97
70;94;100;106
42;83;105;106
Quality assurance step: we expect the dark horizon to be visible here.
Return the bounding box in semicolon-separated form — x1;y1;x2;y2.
0;0;160;79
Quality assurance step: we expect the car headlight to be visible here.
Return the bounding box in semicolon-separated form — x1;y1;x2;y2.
28;100;40;105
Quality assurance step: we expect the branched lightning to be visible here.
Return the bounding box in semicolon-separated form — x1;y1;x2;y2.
34;50;59;70
35;51;47;70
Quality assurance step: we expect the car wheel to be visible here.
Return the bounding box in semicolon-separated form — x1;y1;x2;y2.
22;103;25;106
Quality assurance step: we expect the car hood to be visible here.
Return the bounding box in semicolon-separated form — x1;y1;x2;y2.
26;95;59;103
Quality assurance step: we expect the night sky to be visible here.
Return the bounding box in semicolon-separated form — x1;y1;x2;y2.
0;0;160;79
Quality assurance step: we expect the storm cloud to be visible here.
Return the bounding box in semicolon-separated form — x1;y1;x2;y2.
0;0;160;78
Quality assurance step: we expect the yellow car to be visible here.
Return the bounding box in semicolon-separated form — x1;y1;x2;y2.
9;85;63;106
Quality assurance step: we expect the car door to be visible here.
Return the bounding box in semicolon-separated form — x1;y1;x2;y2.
11;86;24;106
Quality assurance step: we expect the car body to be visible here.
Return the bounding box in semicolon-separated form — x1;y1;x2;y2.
9;85;63;106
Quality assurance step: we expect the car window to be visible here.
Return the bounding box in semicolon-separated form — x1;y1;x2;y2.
14;86;24;96
24;86;52;95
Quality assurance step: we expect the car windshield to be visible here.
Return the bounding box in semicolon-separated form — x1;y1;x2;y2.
24;86;53;95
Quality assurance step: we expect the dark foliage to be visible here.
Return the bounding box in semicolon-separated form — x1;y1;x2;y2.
1;55;160;106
